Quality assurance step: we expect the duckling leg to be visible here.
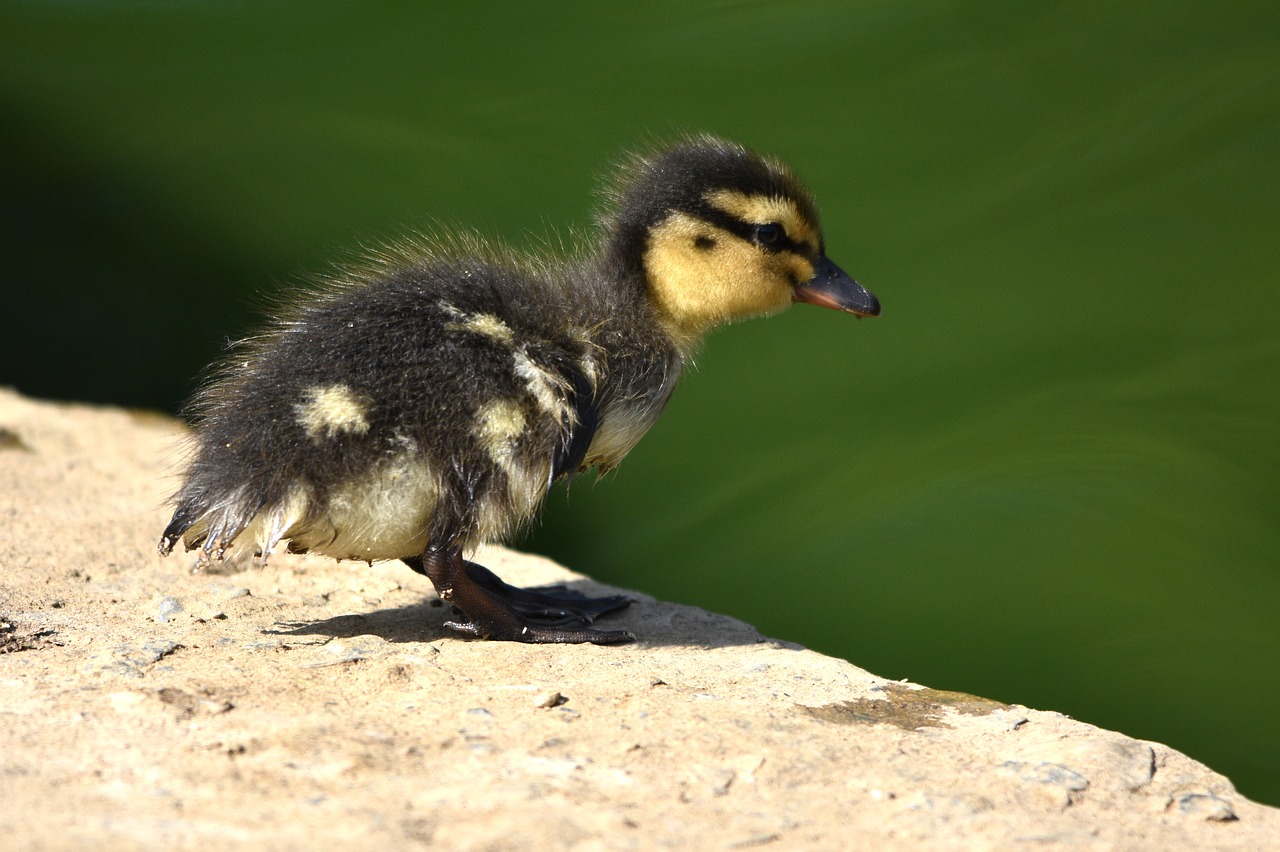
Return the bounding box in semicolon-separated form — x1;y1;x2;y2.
408;548;635;644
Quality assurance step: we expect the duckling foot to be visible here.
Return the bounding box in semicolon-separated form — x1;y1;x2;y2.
463;562;632;625
406;548;635;644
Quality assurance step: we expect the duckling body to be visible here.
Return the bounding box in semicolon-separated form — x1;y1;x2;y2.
160;136;880;643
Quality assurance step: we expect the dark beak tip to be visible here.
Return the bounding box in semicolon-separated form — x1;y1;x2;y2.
856;297;882;319
794;255;881;318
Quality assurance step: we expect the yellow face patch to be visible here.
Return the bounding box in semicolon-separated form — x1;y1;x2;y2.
643;211;812;354
706;189;820;253
294;384;370;439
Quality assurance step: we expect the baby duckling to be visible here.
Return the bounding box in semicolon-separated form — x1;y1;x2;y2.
159;136;880;644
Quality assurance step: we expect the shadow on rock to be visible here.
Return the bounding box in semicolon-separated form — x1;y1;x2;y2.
266;579;775;650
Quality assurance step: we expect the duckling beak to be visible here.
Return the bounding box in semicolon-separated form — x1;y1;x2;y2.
794;255;881;318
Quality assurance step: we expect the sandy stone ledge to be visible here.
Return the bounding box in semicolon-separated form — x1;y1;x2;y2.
1;387;1276;850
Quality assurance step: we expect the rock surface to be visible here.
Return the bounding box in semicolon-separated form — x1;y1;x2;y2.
1;387;1276;850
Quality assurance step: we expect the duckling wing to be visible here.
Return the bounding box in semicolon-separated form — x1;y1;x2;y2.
550;363;599;482
161;259;606;563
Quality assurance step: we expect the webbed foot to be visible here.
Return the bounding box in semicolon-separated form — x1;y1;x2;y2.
462;562;632;626
405;549;635;644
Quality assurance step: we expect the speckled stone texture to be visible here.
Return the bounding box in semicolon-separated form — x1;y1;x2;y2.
1;388;1276;850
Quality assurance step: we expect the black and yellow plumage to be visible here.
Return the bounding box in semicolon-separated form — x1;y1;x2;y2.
159;136;880;644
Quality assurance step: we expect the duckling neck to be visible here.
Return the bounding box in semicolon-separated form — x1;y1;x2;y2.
564;260;687;471
590;250;707;361
649;312;708;361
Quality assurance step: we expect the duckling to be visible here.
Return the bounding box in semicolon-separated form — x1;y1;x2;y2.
159;135;880;644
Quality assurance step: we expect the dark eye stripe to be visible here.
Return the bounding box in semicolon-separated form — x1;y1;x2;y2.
695;206;808;255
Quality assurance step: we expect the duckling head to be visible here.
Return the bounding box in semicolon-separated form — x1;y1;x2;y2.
601;135;880;354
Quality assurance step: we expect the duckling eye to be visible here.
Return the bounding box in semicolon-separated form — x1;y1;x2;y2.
754;223;784;247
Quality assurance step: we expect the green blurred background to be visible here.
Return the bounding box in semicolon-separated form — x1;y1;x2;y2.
2;1;1277;805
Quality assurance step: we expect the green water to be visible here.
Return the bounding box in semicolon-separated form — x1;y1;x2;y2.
2;2;1277;805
